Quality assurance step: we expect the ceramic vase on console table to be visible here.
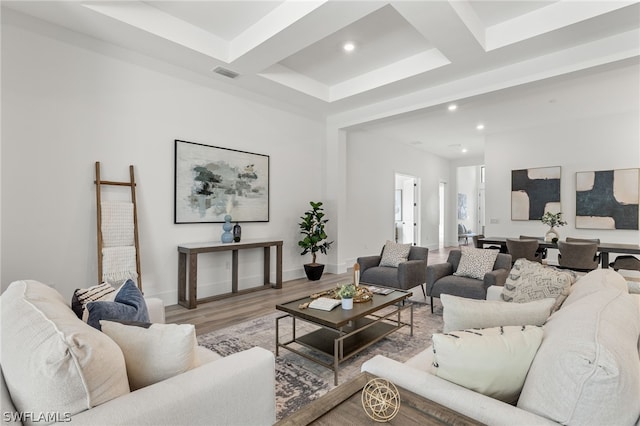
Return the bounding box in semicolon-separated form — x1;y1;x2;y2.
221;215;233;243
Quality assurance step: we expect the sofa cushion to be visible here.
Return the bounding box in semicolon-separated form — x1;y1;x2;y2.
501;259;575;310
379;240;411;267
86;279;149;330
453;246;499;279
517;269;640;425
441;294;554;333
100;320;198;390
432;325;543;404
0;280;130;424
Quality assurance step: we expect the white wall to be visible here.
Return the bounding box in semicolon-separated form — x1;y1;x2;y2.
1;13;326;302
342;130;450;265
484;111;640;253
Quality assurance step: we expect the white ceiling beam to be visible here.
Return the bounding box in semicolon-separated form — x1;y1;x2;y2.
393;1;485;60
330;49;450;102
486;0;637;51
259;64;330;102
227;1;387;74
81;1;229;61
329;29;640;128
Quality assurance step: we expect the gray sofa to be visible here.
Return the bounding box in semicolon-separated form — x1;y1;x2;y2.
426;249;511;312
363;269;640;425
357;245;429;295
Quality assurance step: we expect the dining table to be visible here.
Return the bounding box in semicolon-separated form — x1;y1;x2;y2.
475;236;640;269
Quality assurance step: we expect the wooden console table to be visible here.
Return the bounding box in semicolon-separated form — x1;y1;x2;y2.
178;239;283;309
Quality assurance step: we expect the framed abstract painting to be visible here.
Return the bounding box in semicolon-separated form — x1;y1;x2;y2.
511;166;561;221
575;168;639;229
174;140;269;223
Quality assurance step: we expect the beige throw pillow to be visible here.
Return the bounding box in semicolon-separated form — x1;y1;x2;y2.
432;325;543;404
441;294;555;332
501;259;575;310
100;320;198;391
453;246;499;279
1;280;130;423
379;240;411;267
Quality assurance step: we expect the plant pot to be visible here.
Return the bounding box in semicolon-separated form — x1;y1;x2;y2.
304;263;325;281
341;298;353;310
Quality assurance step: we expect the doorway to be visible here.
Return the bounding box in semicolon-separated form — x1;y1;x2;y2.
394;174;420;246
439;182;446;248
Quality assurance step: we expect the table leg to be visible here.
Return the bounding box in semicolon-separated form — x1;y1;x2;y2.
188;253;198;309
601;252;609;269
232;250;239;293
334;338;340;386
410;302;414;336
275;316;280;356
275;243;283;289
263;246;271;286
178;252;187;307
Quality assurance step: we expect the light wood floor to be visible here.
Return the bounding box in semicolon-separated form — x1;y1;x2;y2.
166;246;453;335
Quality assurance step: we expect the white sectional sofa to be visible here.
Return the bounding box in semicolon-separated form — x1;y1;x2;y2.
1;280;276;426
362;269;640;425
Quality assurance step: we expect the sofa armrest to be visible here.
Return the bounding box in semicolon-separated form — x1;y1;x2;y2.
357;255;381;274
63;347;275;426
398;260;427;285
426;263;453;293
144;297;165;324
483;268;509;288
361;355;556;426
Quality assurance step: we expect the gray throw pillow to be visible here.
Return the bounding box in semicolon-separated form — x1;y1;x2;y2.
453;246;499;279
379;240;411;267
87;279;149;330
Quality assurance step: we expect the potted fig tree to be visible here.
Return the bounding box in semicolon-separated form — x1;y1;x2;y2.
298;201;333;281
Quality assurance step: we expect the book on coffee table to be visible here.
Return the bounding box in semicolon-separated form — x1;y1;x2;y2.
309;297;342;311
367;286;394;295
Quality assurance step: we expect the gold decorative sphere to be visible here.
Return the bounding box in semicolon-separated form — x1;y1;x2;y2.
361;378;401;422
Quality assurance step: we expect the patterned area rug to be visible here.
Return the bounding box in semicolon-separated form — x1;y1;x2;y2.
197;302;443;420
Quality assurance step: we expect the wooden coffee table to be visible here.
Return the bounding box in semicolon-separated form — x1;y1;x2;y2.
275;372;484;425
276;289;412;385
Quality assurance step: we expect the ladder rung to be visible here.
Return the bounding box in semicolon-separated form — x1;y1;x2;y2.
95;180;136;187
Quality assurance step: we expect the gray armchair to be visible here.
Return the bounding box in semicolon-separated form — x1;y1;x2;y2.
426;249;512;313
357;246;429;296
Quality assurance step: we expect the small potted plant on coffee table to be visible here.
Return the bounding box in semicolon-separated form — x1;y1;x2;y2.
338;283;356;310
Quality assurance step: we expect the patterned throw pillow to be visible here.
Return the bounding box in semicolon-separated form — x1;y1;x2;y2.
71;282;117;319
501;258;576;309
453;246;499;279
379;240;411;267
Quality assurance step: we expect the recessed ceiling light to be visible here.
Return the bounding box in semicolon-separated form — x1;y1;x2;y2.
462;148;468;153
448;104;457;111
343;42;355;52
476;124;485;130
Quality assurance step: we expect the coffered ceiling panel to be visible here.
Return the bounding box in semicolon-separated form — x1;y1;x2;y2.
3;0;638;159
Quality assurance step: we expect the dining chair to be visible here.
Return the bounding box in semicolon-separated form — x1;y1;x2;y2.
506;238;542;264
557;241;600;272
519;235;548;260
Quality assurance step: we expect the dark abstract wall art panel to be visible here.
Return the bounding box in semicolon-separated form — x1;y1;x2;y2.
511;166;561;221
576;168;639;230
